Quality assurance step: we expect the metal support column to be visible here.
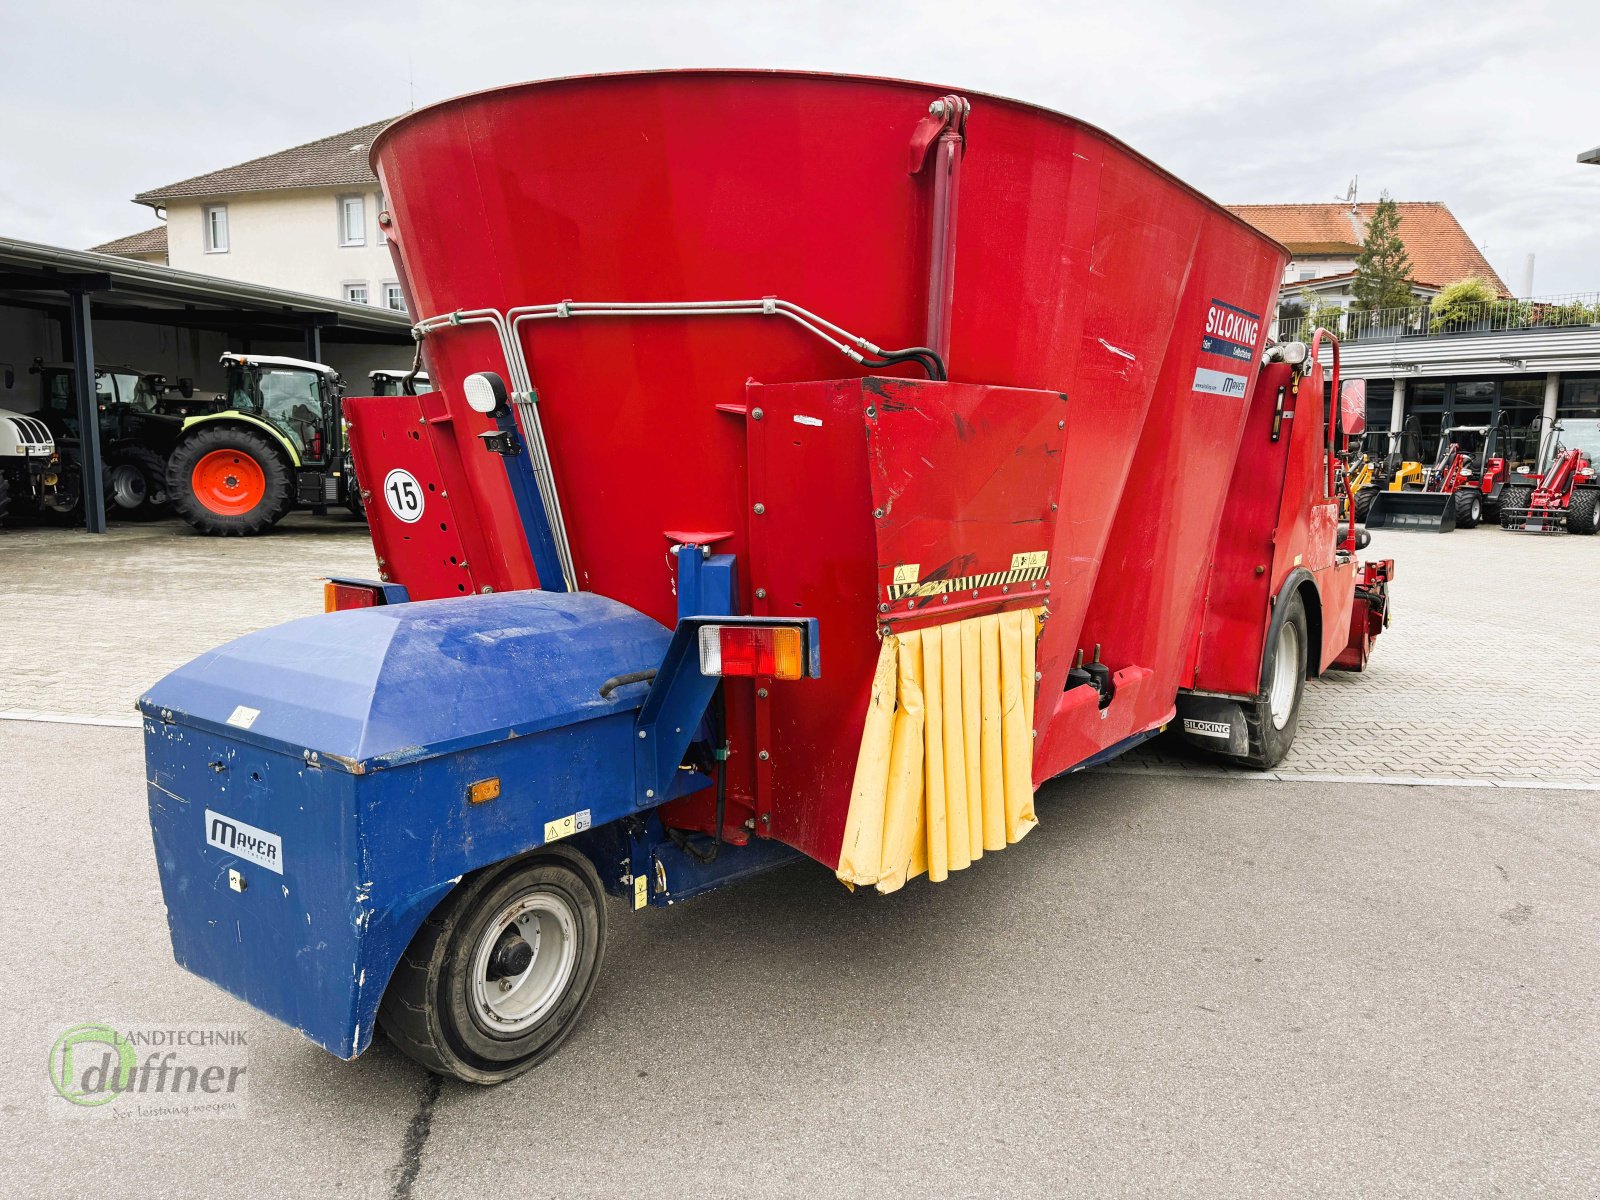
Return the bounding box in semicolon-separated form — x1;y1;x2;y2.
1541;372;1561;424
67;289;106;533
1390;377;1406;432
304;324;323;363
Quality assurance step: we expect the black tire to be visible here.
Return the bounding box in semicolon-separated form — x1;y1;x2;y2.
167;426;294;536
1237;590;1308;770
0;472;11;527
1570;489;1600;536
104;445;171;520
1453;489;1482;529
344;469;367;521
378;847;607;1085
1354;486;1376;523
1500;485;1532;530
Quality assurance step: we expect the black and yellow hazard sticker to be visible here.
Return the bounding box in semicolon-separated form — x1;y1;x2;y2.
886;551;1049;601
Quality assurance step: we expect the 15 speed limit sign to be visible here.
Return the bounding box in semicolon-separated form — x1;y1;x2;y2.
383;468;425;523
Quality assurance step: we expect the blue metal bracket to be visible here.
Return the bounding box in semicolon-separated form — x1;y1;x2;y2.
481;399;567;593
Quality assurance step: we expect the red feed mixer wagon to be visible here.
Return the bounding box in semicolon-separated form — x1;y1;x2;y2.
140;71;1393;1084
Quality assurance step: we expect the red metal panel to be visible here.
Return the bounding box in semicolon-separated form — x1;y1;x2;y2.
345;393;537;600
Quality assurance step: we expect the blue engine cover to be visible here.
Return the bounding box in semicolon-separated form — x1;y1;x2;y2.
140;591;672;1058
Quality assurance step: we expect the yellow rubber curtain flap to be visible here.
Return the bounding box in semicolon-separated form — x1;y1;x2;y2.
837;608;1040;893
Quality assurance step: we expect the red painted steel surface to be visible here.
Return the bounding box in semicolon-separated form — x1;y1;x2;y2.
357;71;1383;869
345;393;536;599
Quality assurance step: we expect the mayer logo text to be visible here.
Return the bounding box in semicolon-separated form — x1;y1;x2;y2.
205;809;283;874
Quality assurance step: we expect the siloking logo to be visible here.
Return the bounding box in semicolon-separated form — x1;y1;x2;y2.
47;1022;249;1119
1201;299;1262;362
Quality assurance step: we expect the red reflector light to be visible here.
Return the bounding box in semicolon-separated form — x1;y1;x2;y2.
324;581;382;612
698;624;804;680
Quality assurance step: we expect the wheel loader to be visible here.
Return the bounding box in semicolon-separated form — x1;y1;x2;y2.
1499;417;1600;533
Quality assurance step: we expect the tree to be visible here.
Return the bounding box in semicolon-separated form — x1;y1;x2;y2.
1352;193;1416;312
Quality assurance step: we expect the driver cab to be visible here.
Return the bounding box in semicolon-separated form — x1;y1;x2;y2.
222;355;340;465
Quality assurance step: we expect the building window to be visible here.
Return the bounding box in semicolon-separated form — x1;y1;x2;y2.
204;205;229;253
383;282;406;313
343;282;369;305
339;195;366;247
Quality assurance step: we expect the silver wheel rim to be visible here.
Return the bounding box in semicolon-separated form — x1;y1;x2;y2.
1269;621;1300;731
470;890;578;1035
109;463;145;509
1470;495;1481;521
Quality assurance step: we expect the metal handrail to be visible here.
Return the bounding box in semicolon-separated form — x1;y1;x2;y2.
1280;290;1600;345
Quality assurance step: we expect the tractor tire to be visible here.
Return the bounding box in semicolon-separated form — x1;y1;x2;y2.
104;445;171;521
1453;489;1482;529
1354;486;1377;523
345;474;367;522
168;426;294;536
1570;489;1600;536
1499;485;1532;530
0;472;10;527
378;846;607;1085
1236;590;1308;770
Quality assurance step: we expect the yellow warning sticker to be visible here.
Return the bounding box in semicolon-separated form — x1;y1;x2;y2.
1011;550;1048;572
893;563;920;585
543;808;592;844
633;874;648;910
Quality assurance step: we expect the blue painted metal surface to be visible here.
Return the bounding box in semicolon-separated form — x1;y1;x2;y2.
141;590;669;1058
141;554;827;1062
489;401;567;593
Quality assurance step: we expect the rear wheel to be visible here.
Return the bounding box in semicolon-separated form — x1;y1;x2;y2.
1499;485;1532;529
0;472;10;526
1237;590;1308;770
168;426;293;536
378;847;607;1085
1570;489;1600;535
1453;489;1482;529
105;445;170;520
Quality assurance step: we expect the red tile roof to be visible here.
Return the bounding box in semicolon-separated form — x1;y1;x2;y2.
90;225;168;257
1225;202;1509;295
134;119;395;207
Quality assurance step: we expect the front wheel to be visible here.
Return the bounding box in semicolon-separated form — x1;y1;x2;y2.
105;445;170;520
378;847;607;1085
1237;590;1308;770
1500;485;1532;530
1354;486;1377;523
168;426;293;535
1454;489;1482;529
1570;489;1600;535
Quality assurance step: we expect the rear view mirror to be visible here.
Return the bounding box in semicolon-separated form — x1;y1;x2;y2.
1340;379;1367;439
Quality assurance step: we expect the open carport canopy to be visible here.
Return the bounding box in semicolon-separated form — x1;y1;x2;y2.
0;234;413;531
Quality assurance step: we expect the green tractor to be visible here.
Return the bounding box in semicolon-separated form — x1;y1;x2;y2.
167;353;356;536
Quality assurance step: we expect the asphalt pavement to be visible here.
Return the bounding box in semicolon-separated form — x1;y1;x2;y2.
4;718;1597;1198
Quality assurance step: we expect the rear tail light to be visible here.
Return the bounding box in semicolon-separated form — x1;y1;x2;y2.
324;581;384;612
698;624;806;680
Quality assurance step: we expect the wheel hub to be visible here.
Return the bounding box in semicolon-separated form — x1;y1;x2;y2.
1269;620;1300;731
470;891;578;1034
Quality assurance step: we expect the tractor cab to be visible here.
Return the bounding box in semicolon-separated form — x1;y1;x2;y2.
220;355;341;466
368;369;432;397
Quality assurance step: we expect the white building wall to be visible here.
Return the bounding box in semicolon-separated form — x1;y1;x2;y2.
165;188;403;308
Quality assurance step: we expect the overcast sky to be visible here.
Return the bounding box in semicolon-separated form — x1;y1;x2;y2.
5;0;1596;293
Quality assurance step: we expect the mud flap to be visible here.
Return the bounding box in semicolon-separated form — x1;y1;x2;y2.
1364;489;1457;532
1173;694;1250;757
